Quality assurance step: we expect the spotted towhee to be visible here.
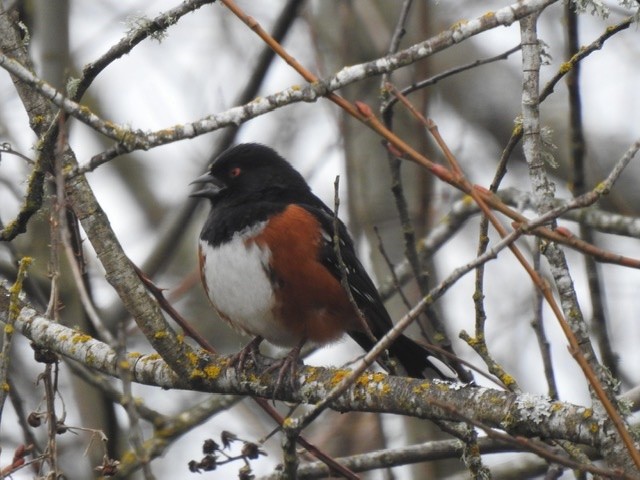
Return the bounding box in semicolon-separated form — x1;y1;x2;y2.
191;143;453;381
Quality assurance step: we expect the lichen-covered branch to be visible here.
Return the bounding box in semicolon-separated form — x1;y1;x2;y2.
0;284;616;451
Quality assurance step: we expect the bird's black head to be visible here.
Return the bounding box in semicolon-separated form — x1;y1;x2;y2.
190;143;310;205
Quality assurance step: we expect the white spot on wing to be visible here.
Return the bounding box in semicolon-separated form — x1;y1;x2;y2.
427;356;458;380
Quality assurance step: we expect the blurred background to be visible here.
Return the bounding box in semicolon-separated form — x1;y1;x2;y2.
0;0;639;478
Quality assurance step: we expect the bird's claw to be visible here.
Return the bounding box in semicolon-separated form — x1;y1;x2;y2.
229;336;263;371
264;342;304;397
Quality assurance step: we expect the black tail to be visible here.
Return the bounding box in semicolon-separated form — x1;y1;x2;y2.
391;334;452;379
349;332;456;380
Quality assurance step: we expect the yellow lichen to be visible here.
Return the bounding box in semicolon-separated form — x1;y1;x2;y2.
120;451;137;465
78;105;92;117
568;308;580;320
465;334;483;347
141;353;161;362
559;62;572;74
550;402;563;412
412;382;431;394
501;374;517;388
594;182;607;194
461;194;474;205
512;123;523;136
185;351;199;366
450;20;468;30
203;364;221;379
9;257;32;303
153;330;168;340
356;372;386;388
282;417;296;428
303;367;319;383
481;12;496;22
71;333;92;344
435;382;450;392
330;370;349;387
433;332;446;343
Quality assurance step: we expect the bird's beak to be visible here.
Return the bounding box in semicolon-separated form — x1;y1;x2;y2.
189;173;226;199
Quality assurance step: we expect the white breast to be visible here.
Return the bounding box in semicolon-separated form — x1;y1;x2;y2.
199;225;297;346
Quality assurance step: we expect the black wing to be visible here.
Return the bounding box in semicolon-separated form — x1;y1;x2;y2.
297;201;395;340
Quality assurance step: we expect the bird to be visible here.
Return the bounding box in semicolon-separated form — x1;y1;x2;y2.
191;143;454;385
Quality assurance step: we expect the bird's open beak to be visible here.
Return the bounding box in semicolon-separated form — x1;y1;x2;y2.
189;173;226;199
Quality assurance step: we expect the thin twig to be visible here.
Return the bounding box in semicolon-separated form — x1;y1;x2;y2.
117;323;155;479
564;4;616;377
378;1;457;385
332;176;377;343
0;257;32;423
380;44;522;115
380;0;430;306
372;226;412;312
530;243;558;399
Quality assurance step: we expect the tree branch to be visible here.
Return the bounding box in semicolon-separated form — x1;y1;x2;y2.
0;284;610;450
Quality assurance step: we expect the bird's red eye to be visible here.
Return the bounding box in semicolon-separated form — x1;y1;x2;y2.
229;167;242;178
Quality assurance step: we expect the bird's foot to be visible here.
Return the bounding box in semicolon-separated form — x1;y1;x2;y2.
229;336;263;372
264;340;305;397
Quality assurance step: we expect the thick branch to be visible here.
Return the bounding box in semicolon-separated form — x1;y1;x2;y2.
0;285;612;450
